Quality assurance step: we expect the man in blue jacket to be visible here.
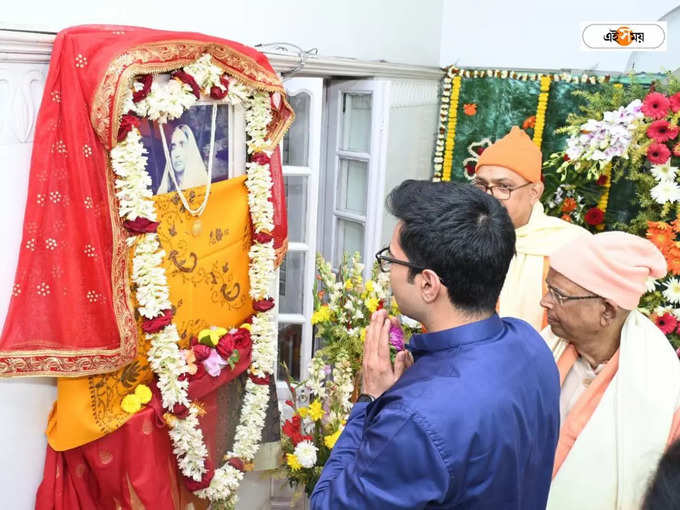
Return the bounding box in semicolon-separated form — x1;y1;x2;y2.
311;180;560;509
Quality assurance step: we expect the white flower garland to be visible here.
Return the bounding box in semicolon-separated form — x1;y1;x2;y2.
110;53;280;506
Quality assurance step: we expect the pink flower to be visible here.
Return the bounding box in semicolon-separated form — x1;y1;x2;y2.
642;92;671;119
202;349;228;377
656;312;678;335
647;142;672;165
389;323;405;351
192;343;211;362
647;120;679;143
670;92;680;113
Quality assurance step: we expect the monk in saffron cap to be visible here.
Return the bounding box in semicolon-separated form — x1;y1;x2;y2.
540;231;680;509
473;126;589;331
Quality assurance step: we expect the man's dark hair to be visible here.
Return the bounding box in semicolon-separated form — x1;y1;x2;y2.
642;439;680;510
385;180;515;314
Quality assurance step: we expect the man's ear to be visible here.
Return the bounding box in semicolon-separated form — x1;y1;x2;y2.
530;180;544;204
419;269;443;304
600;298;619;326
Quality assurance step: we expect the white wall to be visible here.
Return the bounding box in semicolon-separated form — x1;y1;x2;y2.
439;0;680;72
2;0;444;67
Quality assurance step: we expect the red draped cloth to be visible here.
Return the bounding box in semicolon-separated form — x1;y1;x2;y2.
0;25;291;377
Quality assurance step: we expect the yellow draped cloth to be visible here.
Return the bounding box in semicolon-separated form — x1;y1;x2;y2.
46;176;254;451
498;202;590;332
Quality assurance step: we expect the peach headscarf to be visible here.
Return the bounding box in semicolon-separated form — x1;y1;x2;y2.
550;231;667;310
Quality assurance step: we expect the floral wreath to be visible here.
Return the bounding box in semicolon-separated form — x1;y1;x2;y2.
461;138;493;180
110;54;281;506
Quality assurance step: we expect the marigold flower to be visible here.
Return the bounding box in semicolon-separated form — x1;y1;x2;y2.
121;394;142;414
134;384;152;404
463;103;477;116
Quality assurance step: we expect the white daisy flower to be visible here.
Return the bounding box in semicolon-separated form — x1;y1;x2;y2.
645;276;659;293
651;180;680;204
663;278;680;304
650;163;678;182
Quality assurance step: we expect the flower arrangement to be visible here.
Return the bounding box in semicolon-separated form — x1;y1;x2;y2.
311;252;417;373
111;52;284;507
276;252;421;496
543;74;680;349
278;351;354;497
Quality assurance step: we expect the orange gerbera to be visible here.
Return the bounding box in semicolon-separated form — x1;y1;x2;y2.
463;103;477;116
561;197;577;213
671;217;680;234
667;242;680;275
523;116;536;129
647;221;675;254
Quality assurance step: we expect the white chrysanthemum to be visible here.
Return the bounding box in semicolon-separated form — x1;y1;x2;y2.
650;163;679;182
651;180;680;205
294;440;318;468
663;278;680;304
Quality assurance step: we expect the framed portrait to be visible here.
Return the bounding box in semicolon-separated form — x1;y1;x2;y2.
139;98;247;195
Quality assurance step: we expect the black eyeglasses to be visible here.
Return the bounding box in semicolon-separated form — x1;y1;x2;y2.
471;180;533;201
375;247;447;287
546;283;601;306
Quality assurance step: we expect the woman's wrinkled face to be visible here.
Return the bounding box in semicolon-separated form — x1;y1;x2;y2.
170;129;188;172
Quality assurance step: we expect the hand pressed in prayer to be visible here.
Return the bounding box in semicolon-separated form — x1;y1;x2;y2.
361;309;414;399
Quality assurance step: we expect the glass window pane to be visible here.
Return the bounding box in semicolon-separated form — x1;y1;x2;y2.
335;219;364;263
277;323;302;380
284;176;307;243
341;93;371;153
278;251;305;314
336;159;367;214
282;93;310;166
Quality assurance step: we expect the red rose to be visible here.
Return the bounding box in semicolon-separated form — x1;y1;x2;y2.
232;328;251;352
172;403;190;419
192;343;212;362
584;207;605;226
249;373;270;385
670;92;680;113
184;459;215;491
132;74;152;103
563;154;570;161
227;457;245;472
285;399;295;408
465;162;476;176
117;113;141;142
596;175;608;186
123;217;159;234
641;92;671;119
647;142;672;165
141;309;174;333
210;85;228;100
253;297;275;312
171;70;200;99
216;333;236;359
253;231;274;244
251;152;271;166
647;119;679;143
473;146;485;155
178;373;189;382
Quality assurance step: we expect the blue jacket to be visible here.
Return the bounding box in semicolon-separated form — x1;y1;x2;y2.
310;314;560;509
